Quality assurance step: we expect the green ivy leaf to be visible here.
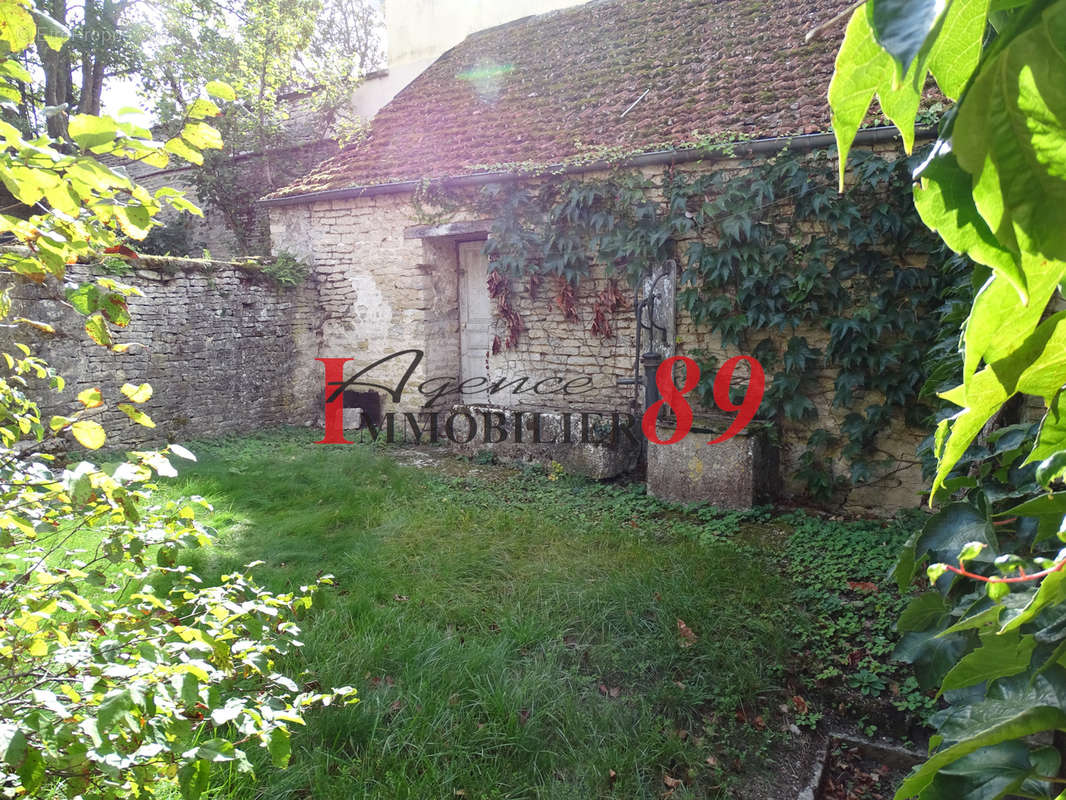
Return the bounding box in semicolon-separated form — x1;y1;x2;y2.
917;503;998;568
900;669;1066;797
918;741;1032;800
914;151;1024;303
898;591;948;632
1001;570;1066;634
895;628;970;690
828;7;923;185
926;0;989;99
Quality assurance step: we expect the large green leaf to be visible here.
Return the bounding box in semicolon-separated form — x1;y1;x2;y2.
960;257;1066;386
927;0;991;99
868;0;946;76
898;670;1066;798
68;114;119;149
829;7;923;183
934;372;1010;493
998;492;1066;517
1016;315;1066;401
1001;571;1066;633
917;742;1033;800
914;151;1024;302
896;629;972;690
953;0;1066;266
917;502;998;566
940;629;1036;693
1029;391;1066;464
899;592;950;632
178;759;210;800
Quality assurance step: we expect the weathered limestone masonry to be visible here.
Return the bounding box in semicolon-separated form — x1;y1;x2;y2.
270;194;458;418
267;147;934;513
3;258;315;448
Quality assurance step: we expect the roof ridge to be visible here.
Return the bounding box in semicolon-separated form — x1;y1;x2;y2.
462;0;608;42
266;0;931;202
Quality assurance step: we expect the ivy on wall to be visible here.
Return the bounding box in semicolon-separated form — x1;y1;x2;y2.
459;147;969;501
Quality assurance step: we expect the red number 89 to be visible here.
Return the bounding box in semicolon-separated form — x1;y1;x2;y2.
640;355;765;445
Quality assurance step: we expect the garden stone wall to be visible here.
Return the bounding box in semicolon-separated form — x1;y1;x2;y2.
2;258;316;449
266;148;941;514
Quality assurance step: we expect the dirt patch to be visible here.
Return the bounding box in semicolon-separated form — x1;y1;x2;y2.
733;727;827;800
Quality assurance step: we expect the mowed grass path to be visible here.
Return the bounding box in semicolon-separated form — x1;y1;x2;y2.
160;431;792;800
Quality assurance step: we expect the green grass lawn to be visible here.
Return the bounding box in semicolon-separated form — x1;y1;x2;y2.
142;429;918;800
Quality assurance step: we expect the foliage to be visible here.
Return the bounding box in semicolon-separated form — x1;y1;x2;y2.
783;510;937;734
829;0;1066;796
138;217;200;257
260;251;308;288
138;0;382;255
477;150;967;501
0;7;355;798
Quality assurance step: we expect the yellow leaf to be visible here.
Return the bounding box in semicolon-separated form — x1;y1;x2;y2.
77;387;103;408
28;638;48;657
71;420;105;450
120;382;152;403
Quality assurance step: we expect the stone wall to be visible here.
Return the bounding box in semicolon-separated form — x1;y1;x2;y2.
3;258;315;448
117;139;340;259
266;146;943;513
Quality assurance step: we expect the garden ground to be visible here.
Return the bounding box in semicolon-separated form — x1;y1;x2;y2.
152;429;929;799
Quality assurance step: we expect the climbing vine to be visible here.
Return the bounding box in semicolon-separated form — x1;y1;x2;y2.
468;146;967;500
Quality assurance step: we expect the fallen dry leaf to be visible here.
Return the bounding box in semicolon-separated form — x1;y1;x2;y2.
847;580;879;593
393;594;409;602
676;618;697;647
792;695;808;714
663;774;682;789
389;699;403;712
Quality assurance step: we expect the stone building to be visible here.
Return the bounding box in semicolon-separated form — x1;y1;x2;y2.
258;0;942;512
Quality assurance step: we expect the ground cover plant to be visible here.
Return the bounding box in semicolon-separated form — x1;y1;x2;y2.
145;429;930;799
828;0;1066;796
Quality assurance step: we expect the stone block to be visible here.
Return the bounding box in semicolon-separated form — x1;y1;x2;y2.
444;404;641;480
647;419;778;509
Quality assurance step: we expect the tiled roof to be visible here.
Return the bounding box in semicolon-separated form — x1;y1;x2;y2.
268;0;857;199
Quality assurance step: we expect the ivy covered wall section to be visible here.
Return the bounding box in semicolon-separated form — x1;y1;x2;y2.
472;145;970;508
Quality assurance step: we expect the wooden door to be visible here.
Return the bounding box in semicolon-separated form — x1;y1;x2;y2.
458;241;492;386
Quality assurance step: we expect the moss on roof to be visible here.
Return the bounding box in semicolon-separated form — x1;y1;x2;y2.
268;0;858;200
